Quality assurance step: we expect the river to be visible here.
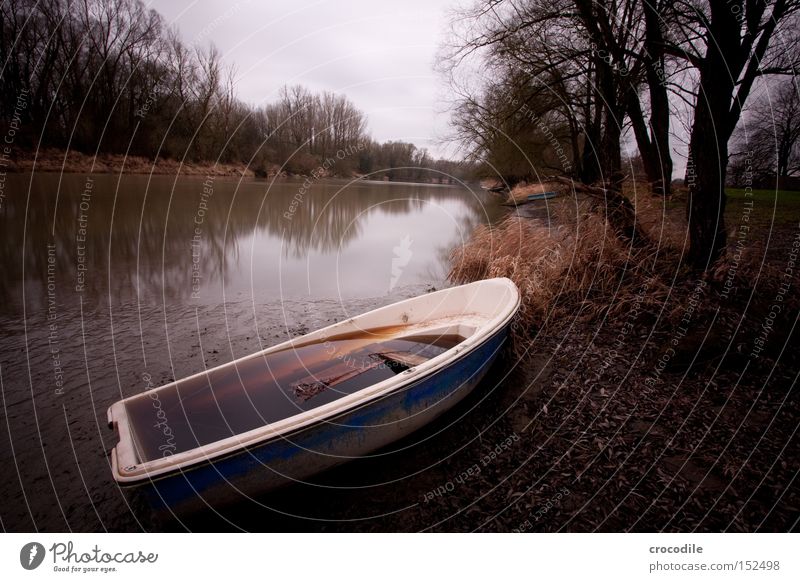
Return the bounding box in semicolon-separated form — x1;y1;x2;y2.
0;173;507;531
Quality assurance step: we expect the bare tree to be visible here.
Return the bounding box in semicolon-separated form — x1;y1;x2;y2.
441;0;676;194
632;0;674;195
664;0;800;268
732;78;800;185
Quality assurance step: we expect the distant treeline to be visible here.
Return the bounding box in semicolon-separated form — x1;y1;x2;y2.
0;0;471;181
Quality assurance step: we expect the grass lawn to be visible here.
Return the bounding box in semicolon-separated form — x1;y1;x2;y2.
726;187;800;200
726;188;800;226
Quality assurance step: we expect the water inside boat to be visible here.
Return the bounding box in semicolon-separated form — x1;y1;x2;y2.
125;328;465;462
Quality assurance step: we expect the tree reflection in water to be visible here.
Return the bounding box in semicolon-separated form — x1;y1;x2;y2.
0;173;506;313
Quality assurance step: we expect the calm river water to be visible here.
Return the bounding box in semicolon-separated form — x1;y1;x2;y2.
0;173;505;531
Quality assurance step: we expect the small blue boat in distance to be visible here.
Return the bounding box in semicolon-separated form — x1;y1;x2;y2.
107;278;520;513
526;191;559;201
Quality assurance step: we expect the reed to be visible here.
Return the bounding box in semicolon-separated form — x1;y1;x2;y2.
448;196;680;349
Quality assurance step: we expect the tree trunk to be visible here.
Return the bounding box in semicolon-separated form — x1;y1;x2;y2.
596;46;623;187
685;1;740;269
626;90;658;183
580;64;603;184
686;123;729;268
777;134;792;179
623;1;673;197
642;0;672;196
575;0;624;187
601;106;623;187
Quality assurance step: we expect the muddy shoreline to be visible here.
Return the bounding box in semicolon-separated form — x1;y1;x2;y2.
5;148;260;177
167;306;797;533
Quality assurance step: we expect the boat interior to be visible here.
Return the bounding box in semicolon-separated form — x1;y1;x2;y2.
124;320;477;463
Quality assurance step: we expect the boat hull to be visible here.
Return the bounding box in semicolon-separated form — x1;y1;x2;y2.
130;321;510;513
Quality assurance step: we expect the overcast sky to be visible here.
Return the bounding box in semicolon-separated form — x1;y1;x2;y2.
149;0;459;157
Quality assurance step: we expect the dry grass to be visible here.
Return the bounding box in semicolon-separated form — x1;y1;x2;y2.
626;183;688;250
449;194;681;349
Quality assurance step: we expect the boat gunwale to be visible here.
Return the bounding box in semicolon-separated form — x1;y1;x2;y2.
108;278;520;483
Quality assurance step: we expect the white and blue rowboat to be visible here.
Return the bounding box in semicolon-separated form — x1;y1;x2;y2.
107;278;520;512
526;191;558;201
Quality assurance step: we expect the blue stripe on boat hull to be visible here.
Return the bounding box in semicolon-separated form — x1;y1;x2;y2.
132;323;509;513
526;191;558;201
